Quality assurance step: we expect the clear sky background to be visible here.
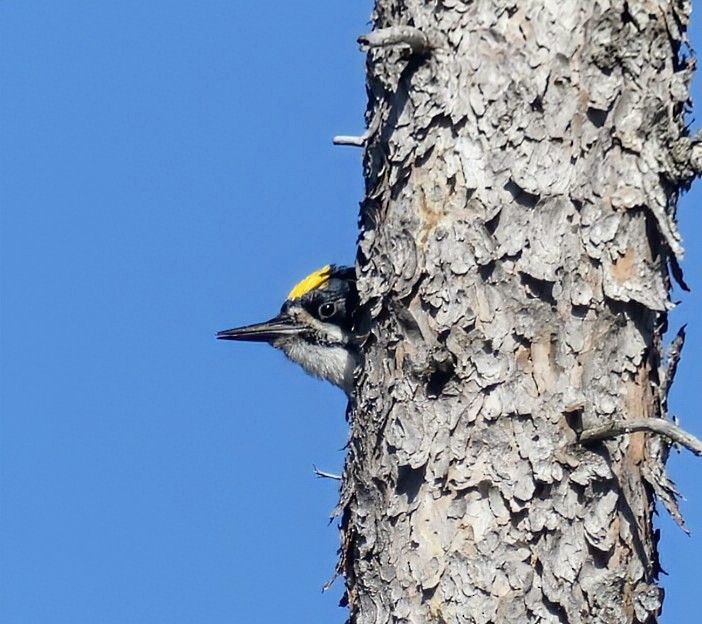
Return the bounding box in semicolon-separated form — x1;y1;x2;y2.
0;3;700;623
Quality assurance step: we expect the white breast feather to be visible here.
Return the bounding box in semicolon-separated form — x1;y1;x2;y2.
278;340;356;394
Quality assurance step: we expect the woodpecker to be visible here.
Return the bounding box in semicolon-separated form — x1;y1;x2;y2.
217;265;360;395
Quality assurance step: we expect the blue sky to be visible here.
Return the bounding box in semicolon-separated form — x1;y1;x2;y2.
0;3;700;623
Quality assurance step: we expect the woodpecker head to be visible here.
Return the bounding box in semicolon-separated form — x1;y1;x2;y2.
217;265;360;395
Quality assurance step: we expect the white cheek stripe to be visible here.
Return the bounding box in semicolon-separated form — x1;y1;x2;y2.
294;308;347;344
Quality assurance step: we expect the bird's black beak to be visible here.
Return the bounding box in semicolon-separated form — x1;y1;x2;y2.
216;314;304;343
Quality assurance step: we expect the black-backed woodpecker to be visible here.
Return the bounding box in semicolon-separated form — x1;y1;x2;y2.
217;265;359;395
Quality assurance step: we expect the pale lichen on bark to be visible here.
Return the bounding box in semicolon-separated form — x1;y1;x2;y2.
340;1;696;623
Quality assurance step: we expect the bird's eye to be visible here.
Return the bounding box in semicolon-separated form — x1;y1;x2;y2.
318;302;336;319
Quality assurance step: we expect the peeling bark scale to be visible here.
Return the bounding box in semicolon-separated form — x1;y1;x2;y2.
340;2;695;623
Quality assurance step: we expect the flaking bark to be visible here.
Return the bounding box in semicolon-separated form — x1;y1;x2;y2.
340;2;696;623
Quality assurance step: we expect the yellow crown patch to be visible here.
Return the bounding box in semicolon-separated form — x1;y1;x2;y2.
287;265;333;300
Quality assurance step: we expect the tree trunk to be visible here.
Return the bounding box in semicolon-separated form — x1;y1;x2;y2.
340;2;696;623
